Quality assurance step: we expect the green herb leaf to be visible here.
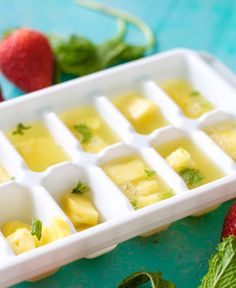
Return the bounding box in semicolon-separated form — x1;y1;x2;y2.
118;271;176;288
97;40;145;68
131;200;138;210
199;236;236;288
52;35;101;77
178;168;204;189
190;90;200;97
12;123;32;135
76;0;155;51
72;181;90;194
74;124;92;143
50;0;155;81
31;217;42;240
145;169;157;178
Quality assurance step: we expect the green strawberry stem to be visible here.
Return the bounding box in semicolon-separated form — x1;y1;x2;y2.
75;0;155;51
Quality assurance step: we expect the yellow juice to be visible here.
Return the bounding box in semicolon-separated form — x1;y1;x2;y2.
6;122;69;172
160;79;213;118
0;165;10;183
102;156;173;209
156;138;224;189
204;120;236;161
112;91;168;134
60;106;119;153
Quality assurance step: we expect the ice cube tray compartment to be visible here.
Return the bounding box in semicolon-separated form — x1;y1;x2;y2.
153;52;236;114
151;127;229;188
0;183;74;258
0;183;72;228
1;49;236;287
41;163;132;222
199;111;236;167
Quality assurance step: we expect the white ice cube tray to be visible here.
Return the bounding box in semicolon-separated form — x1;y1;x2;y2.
1;48;236;287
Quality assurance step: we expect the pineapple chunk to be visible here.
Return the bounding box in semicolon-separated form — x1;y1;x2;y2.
136;180;159;196
105;158;145;184
161;79;213;118
82;135;108;153
15;137;69;172
166;147;195;172
34;226;51;247
81;117;101;130
7;228;36;255
0;165;10;184
137;193;160;208
2;221;31;237
62;194;99;226
206;122;236;161
124;97;157;125
50;217;71;241
35;217;70;246
75;224;93;232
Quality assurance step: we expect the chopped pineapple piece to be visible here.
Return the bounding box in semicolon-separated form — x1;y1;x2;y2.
136;180;159;196
15;137;68;172
81;117;101;130
105;158;145;184
6;122;69;172
60;106;118;153
7;228;36;255
166;147;195;172
205;121;236;161
35;218;70;246
113;92;168;134
137;194;160;208
124;97;158;125
161;79;213;118
82;135;108;153
34;226;51;247
62;194;99;226
75;224;93;232
49;217;71;241
2;221;31;237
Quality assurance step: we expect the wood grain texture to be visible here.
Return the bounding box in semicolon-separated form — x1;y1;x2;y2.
0;0;236;287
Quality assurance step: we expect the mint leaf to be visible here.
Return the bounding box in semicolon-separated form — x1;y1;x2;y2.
74;123;93;143
190;90;200;97
118;271;175;288
131;200;138;210
12;123;32;135
145;169;157;178
199;236;236;288
178;168;204;189
52;35;101;77
72;182;90;194
31;217;42;240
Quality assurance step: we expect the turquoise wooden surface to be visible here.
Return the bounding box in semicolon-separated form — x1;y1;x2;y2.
0;0;236;287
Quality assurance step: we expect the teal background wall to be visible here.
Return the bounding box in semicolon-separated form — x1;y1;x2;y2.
0;0;236;287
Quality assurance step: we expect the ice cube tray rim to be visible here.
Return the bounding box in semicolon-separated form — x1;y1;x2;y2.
1;48;236;287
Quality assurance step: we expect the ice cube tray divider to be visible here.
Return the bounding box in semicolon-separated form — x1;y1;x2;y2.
1;48;236;287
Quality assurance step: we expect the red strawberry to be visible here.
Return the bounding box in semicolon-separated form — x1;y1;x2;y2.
0;28;53;92
221;202;236;238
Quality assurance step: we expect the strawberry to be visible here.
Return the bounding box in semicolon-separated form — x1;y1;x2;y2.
221;202;236;238
0;28;53;92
